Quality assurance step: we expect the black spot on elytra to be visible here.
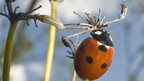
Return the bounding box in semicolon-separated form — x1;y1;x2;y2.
85;56;93;64
101;63;107;69
98;45;107;52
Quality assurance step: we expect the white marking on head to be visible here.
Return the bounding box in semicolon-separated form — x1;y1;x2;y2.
97;41;102;45
97;41;110;49
94;31;102;35
105;45;110;49
103;30;106;32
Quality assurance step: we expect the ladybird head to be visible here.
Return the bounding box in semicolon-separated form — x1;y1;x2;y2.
90;29;113;46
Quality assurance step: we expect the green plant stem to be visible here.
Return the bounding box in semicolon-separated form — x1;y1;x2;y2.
3;21;18;81
43;1;58;81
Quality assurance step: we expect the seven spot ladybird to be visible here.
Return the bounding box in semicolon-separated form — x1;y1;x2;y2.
62;2;127;81
74;29;114;80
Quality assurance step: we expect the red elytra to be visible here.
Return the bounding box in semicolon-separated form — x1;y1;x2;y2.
74;37;114;80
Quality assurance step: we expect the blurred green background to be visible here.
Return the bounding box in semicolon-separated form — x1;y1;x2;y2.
0;0;144;81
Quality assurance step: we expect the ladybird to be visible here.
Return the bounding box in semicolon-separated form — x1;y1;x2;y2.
74;29;114;80
62;2;127;81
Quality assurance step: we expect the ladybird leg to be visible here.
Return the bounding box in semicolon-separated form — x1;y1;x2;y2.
66;50;74;59
69;39;75;48
62;36;76;59
62;36;72;48
62;36;76;53
67;36;80;59
62;36;76;49
101;1;128;27
62;35;81;59
66;35;79;49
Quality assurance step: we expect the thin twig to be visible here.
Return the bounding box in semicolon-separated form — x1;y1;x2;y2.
0;12;9;18
74;11;88;22
14;6;20;14
25;5;42;15
64;27;95;39
102;1;128;27
5;0;13;16
4;5;7;15
71;69;77;81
